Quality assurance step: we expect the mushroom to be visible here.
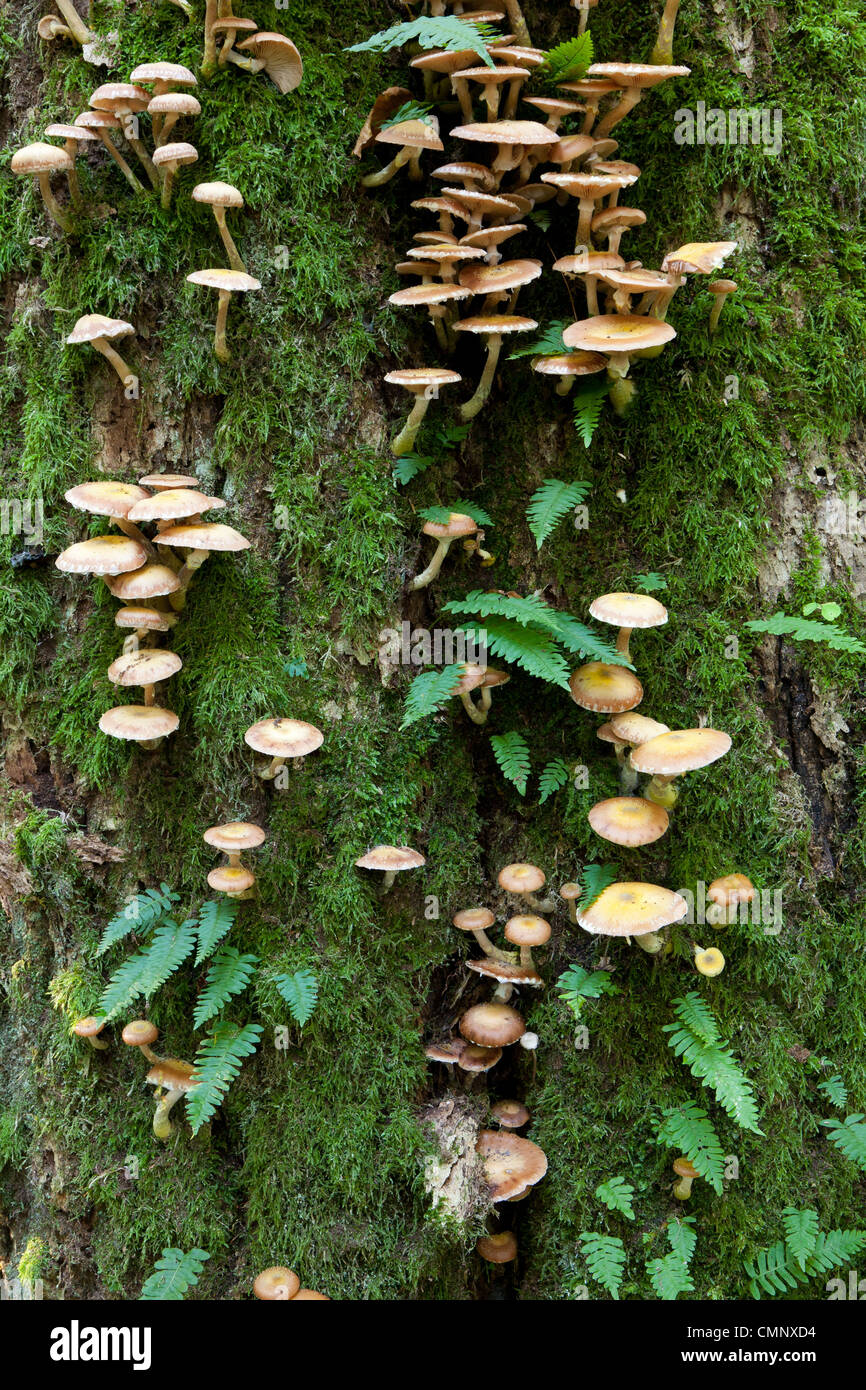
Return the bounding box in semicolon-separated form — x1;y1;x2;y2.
130;61;198;142
461;224;527;267
146;92;201;148
694;946;725;977
706;874;755;928
490;1100;530;1129
44;124;97;212
597;719;635;790
292;1290;331;1300
192;182;247;273
431;160;496;193
38;15;74;42
651;0;683;65
145;1057;198;1140
114;606;178;646
353;87;412;156
477;1231;518;1263
11;143;75;233
586;62;690;139
629;728;732;809
122;1019;161;1063
98;704;180;747
589;592;668;662
139;472;200;490
672;1156;699;1200
55;533;148;585
503;914;551;974
559;882;582;925
609;712;671;753
568;661;643;715
657;242;738;320
460;1001;525;1049
106;649;183;715
211;16;259;65
466;956;543;991
476;1130;548;1202
553;250;625;316
354;844;425;894
66;315;138;390
64;482;154;552
532;350;606;397
458;258;542;314
454;315;538;420
233;32;304;93
107;562;182;604
579;881;688;956
244;718;324;781
90;83;160;189
406;243;486;281
524;95;585;131
389;283;472;355
571;0;599;36
50;1;93;43
127;488;224;532
449;120;557;186
74;111;145;194
541;172;633;251
361;118;444;187
152;141;198;208
556;77;623;136
458;1044;504;1073
563;315;676;414
587;796;670;847
186;268;262;363
384;367;462;457
590;207;647;259
409;512;478;590
708;279;737;334
72;1016;109;1050
253;1267;301;1300
452;64;531;122
204;821;266;899
452;906;515;963
207;865;256;899
498;862;555;914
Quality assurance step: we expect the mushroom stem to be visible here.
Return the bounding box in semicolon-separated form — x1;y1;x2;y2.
618;748;640;795
594;87;643;139
459;333;503;421
202;0;220;76
564;899;578;926
64;160;85;212
651;0;681;64
94;129;146;193
576;198;598;251
381;870;397;894
644;774;679;809
502;0;531;45
708;289;735;334
472;929;516;964
361;148;412;188
410;537;452;591
36;172;75;233
160;167;177;209
211;206;247;274
168;0;194;14
616;626;633;660
222;50;266;74
459;691;488;725
217;24;243;65
54;0;92;44
115;518;156;557
85;1034;109;1051
492;981;515;1003
518;944;536;970
214;289;232;362
673;1172;694;1200
121;126;160;190
392;391;431;457
93;337;136;388
153;1086;185;1141
633;930;665;954
170;549;209;610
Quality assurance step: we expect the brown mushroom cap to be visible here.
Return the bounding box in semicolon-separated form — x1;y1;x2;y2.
431;161;496;191
67;314;134;346
156;522;251;551
710;278;738;294
145;1057;197;1091
148;93;201;118
151;141;198;171
114;606;177;633
586;62;691;88
421;512;478;540
203;822;266;853
578;882;688;937
597;721;628;747
559;881;582;900
244;718;324;759
453;907;496;932
56;535;148;576
629;728;732;776
589;592;668;631
569;662;643;713
73;1016;107;1039
207;865;256;894
476;1231;518;1263
127;488;223;522
504;914;551;947
453;664;488;695
459;1001;525;1048
130;62;197;88
64;481;150;518
253;1266;301;1300
186;268;261;294
498;862;545;894
91;83;150;114
476;1130;548;1201
12;142;74;176
461;225;527;253
609;712;671;746
99;705;180;741
236;33;304;94
384;367;463;393
673;1156;700;1179
424;1038;468;1066
107;649;183;687
122;1019;158;1047
587;796;670;847
591;207;647;235
451;119;559;148
291;1289;331;1300
563;315;676;354
455;314;538;337
192;181;243;210
354;844;425;873
389;283;472;308
532;351;606;378
458;1043;504;1073
107;563;181;600
458;259;542;295
491;1100;530;1129
707;873;755;907
553;251;625;276
466;958;544;987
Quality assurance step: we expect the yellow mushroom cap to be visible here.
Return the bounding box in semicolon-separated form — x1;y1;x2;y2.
64;481;150;518
127;489;223;522
569;661;643;713
578;882;688;937
564;315;676;354
630;728;732;776
453;907;496;932
459;1001;525;1048
375;117;443;151
553;250;624;276
498;862;545;895
609;712;671;746
661;241;738;276
244;718;324;758
156;522;250;551
491;1100;530;1129
207;865;255;894
98;705;179;741
253;1267;301;1301
476;1231;518;1263
73;1016;106;1039
589;592;668;631
707;873;755;906
694;946;726;977
476;1130;548;1201
587;797;670;847
56;535;147;576
122;1019;158;1047
504;914;551;947
107;563;181;600
354;845;425;872
107;649;182;687
203;822;266;852
389;283;472;307
114;607;177;633
145;1057;197;1090
421;512;478;540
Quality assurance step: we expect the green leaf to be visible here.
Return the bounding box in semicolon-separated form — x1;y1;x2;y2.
538;757;569;804
817;1074;848;1108
573;381;609;447
401;664;466;729
669;991;720;1045
97;884;180;955
782;1207;819;1271
193;947;259;1030
489;731;531;795
509;319;570;359
456;616;572;690
556;963;619;1018
595;1176;635;1220
393;451;436;486
579;862;617;910
381;100;435;130
745;612;866;655
541;32;594;83
526;479;590;550
667;1215;697;1266
274;968;319;1027
580;1232;626;1299
140;1248;210;1301
821;1113;866;1173
195;898;239;965
346;17;497;67
657;1102;726;1195
663;997;763;1134
99;917;197;1020
633;571;668;593
185;1022;263;1135
418;500;493;528
647;1250;694;1300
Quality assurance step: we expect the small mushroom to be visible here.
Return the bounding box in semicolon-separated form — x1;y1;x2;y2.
186;268;261;363
354;844;425;895
569;661;643;715
706;874;755;928
75;111;145;194
672;1156;699;1199
64;481;154;552
204;821;266;899
66;314;138;390
44;123;97;212
385;367;462;457
51;1;93;44
587;796;670;847
107;649;183;716
38;15;74;42
98;704;180;747
211;16;259;65
253;1267;301;1300
559;882;582;925
532;350;606;396
361;117;443;187
153;519;251;608
476;1231;518;1263
490;1100;530;1130
55;533;148;584
147;93;201;148
122;1019;161;1063
389;282;472;354
107;562;181;604
410;512;478;590
152;141;198;208
694;945;725;978
72;1016;109;1050
708;279;737;334
90;83;160;189
145;1057;198;1140
460;1001;525;1049
454;314;538;420
11;143;75;233
498;862;555;914
503;914;551;974
586;62;690;139
629;728;732;809
130;61;197;143
589;593;668;662
192;182;247;273
244;718;324;781
452;906;514;963
234;32;304;93
578;881;688;956
563;315;676;414
476;1129;547;1202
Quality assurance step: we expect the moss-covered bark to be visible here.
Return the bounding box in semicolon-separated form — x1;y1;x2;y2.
0;0;864;1300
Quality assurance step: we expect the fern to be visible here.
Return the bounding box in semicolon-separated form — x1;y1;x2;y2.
667;1215;698;1267
646;1217;696;1299
274;969;319;1027
821;1113;866;1173
557;963;619;1018
596;1176;635;1220
541;32;594;83
579;862;617;909
668;990;720;1045
526;479;590;550
781;1207;819;1271
401;664;466;729
538;757;569;805
193;947;259;1030
489;731;531;795
97;884;180;955
509;319;569;359
393;449;436;485
817;1074;848;1108
418;501;493;528
195;898;239;965
458;615;573;688
139;1248;210;1301
745;1239;802;1297
346;17;497;66
580;1232;626;1299
633;571;668;593
392;421;471;487
381;100;435;130
663;996;762;1134
99;918;197;1019
657;1102;726;1195
573;381;609;447
745;612;866;655
185;1022;263;1135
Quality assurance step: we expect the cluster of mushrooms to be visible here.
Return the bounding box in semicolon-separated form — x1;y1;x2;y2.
55;475;250;746
356;1;737;444
72;1015;198;1142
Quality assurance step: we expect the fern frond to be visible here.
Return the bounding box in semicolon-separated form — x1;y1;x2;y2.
346;17;497;66
401;664;466;729
97;884;180;955
526;479;590;550
489;731;531;795
541;32;594;83
670;991;720;1045
456;617;572;689
633;571;668;593
538;757;569;805
193;948;259;1030
274;969;319;1027
381;100;435;129
580;1232;626;1299
744;1226;866;1299
647;1251;694;1300
509;319;569;359
579;862;617;909
195;898;240;965
556;963;619;1018
782;1207;819;1271
816;1074;848;1108
139;1248;210;1301
573;382;608;447
595;1176;635;1220
185;1022;263;1135
821;1113;866;1172
542;608;631;665
666;1215;697;1266
744;1239;803;1298
803;1228;866;1276
657;1102;726;1195
99;918;197;1019
663;997;762;1134
393;450;436;486
746;612;866;654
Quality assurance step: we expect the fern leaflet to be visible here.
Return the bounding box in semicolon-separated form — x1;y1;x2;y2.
490;731;531;795
821;1113;866;1172
541;32;594;83
657;1102;726;1195
526;479;590;550
346;18;497;66
647;1251;695;1300
669;991;720;1045
816;1074;848;1108
186;1022;263;1135
195;898;239;965
401;664;466;729
509;319;569;359
595;1176;635;1220
418;501;493;528
99;918;197;1019
393;450;436;486
573;382;608;447
97;884;180;955
381;100;435;129
557;963;619;1019
579;862;617;909
274;969;319;1026
140;1248;210;1301
455;616;572;689
538;757;569;805
193;948;259;1030
580;1232;626;1299
663;996;762;1134
782;1207;819;1271
745;612;866;655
